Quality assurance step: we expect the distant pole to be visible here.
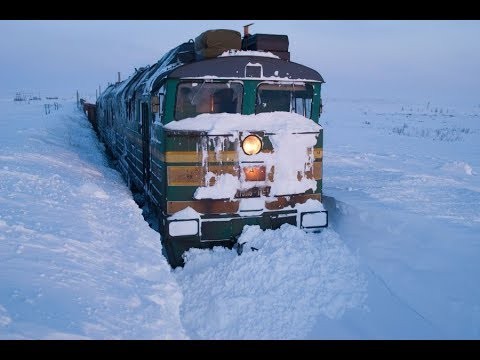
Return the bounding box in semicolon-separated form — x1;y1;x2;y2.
76;90;79;107
96;89;98;100
117;72;121;83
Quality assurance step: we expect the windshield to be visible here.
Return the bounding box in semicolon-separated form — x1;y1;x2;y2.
255;83;314;118
175;81;243;120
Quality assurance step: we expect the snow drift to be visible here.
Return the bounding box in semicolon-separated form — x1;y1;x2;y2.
176;225;367;339
0;100;186;339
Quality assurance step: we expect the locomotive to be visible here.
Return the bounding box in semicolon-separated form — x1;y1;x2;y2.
92;28;328;267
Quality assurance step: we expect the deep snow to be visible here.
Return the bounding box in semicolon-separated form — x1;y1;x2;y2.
0;100;186;339
1;96;479;339
176;225;366;339
315;98;480;339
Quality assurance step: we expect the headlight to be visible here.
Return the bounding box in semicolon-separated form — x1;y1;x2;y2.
242;135;262;155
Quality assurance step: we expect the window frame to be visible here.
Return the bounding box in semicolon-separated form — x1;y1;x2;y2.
255;81;314;118
173;79;244;121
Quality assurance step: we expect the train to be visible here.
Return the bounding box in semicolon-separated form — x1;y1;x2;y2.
85;28;328;267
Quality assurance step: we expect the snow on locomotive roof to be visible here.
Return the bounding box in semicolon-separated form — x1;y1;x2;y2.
219;50;280;59
182;75;310;83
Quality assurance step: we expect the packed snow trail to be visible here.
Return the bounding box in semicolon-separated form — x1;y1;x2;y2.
0;100;186;339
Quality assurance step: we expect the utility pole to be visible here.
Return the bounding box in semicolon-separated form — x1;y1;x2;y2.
117;72;121;83
76;90;79;107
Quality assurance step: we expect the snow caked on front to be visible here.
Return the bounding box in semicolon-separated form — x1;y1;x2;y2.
164;111;321;135
165;112;321;201
0;100;186;339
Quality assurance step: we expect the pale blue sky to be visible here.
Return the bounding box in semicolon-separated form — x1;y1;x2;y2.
1;20;479;105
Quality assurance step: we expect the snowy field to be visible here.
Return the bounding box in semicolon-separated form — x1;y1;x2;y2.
0;97;479;339
319;98;480;339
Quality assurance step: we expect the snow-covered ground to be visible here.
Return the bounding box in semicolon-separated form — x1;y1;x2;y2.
1;97;479;339
176;225;366;339
315;98;480;339
0;100;186;339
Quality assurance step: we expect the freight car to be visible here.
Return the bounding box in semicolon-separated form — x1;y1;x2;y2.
92;28;328;267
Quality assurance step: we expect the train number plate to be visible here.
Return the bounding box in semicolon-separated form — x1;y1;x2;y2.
235;186;270;198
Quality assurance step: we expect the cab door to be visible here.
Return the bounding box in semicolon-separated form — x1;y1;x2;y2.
141;102;151;187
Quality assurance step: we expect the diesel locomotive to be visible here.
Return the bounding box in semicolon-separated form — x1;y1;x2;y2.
90;28;328;267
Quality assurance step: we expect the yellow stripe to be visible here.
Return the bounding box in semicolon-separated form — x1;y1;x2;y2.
165;151;238;163
313;148;323;159
167;165;238;186
302;161;322;181
163;148;321;163
313;161;322;180
167;166;203;186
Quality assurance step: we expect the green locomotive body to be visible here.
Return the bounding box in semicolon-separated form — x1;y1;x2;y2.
94;29;328;267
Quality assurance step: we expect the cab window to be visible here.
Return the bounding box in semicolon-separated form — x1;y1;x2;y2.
175;81;243;120
255;83;313;118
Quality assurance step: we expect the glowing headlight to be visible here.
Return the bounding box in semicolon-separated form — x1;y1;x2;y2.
242;135;262;155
